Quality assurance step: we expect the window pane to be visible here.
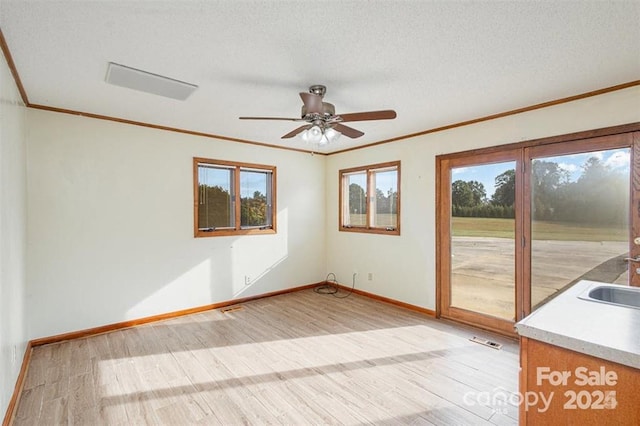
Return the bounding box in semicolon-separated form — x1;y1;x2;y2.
344;172;367;226
372;169;398;228
530;149;630;310
198;165;234;229
450;161;516;320
240;170;271;228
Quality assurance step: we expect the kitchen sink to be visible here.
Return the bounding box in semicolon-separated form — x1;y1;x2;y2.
578;283;640;310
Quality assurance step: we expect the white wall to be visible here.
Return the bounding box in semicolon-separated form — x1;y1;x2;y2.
326;86;640;310
26;110;326;338
20;84;640;340
0;49;28;416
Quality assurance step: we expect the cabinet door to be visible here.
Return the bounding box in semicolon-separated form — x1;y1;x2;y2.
520;337;640;425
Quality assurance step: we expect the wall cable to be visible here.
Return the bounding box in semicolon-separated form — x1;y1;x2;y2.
314;272;355;298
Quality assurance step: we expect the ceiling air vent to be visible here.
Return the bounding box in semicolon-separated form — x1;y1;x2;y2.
105;62;197;100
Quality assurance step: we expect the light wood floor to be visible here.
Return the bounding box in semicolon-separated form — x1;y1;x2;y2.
12;289;519;425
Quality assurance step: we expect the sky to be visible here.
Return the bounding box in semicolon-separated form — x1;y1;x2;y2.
199;166;269;196
452;148;630;198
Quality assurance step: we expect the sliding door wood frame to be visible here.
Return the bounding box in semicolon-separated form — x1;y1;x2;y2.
633;132;640;287
436;122;640;336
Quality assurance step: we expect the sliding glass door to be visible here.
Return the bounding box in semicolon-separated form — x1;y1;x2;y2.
450;160;517;320
438;150;522;334
438;129;639;334
524;136;634;314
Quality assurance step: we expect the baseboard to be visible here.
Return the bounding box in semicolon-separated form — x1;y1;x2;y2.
27;281;434;348
30;282;322;347
2;341;33;426
334;282;436;317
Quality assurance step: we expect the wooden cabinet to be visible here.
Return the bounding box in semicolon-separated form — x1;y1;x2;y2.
519;337;640;425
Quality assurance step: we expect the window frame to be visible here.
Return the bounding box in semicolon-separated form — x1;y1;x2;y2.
193;157;277;238
339;161;401;235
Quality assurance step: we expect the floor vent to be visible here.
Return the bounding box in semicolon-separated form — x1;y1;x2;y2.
469;336;502;350
221;305;244;314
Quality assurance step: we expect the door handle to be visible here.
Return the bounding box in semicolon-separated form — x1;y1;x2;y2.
624;257;640;263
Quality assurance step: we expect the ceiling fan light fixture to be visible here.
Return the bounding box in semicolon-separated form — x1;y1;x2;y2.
300;124;341;146
299;128;315;143
300;123;323;144
309;125;322;137
240;85;395;145
307;125;323;144
324;127;341;143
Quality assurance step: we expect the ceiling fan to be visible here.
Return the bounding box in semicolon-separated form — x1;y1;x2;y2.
239;85;396;145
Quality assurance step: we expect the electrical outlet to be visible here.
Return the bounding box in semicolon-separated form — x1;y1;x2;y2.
353;269;358;275
244;276;251;285
368;273;373;281
12;345;16;364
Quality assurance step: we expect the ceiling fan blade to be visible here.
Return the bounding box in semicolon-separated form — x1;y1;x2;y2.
281;124;311;139
334;123;364;139
299;92;323;114
338;110;397;122
239;116;303;121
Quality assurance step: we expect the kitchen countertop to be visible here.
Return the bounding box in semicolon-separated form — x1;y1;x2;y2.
515;280;640;369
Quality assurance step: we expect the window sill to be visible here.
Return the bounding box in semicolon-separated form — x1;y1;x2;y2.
339;226;400;236
195;228;276;238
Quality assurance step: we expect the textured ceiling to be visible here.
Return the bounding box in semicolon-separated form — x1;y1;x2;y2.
1;1;639;153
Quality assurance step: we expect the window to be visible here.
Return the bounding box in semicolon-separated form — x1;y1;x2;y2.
339;161;400;235
194;158;276;237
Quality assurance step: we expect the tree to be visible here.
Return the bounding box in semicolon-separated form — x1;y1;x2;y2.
198;185;232;228
467;180;487;205
579;157;609;185
571;156;628;225
375;188;388;213
452;180;486;207
531;160;570;220
452;180;472;207
491;169;515;207
386;187;398;214
349;183;366;214
241;190;267;226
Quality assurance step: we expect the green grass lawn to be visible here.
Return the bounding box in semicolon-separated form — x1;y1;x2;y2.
452;217;627;242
